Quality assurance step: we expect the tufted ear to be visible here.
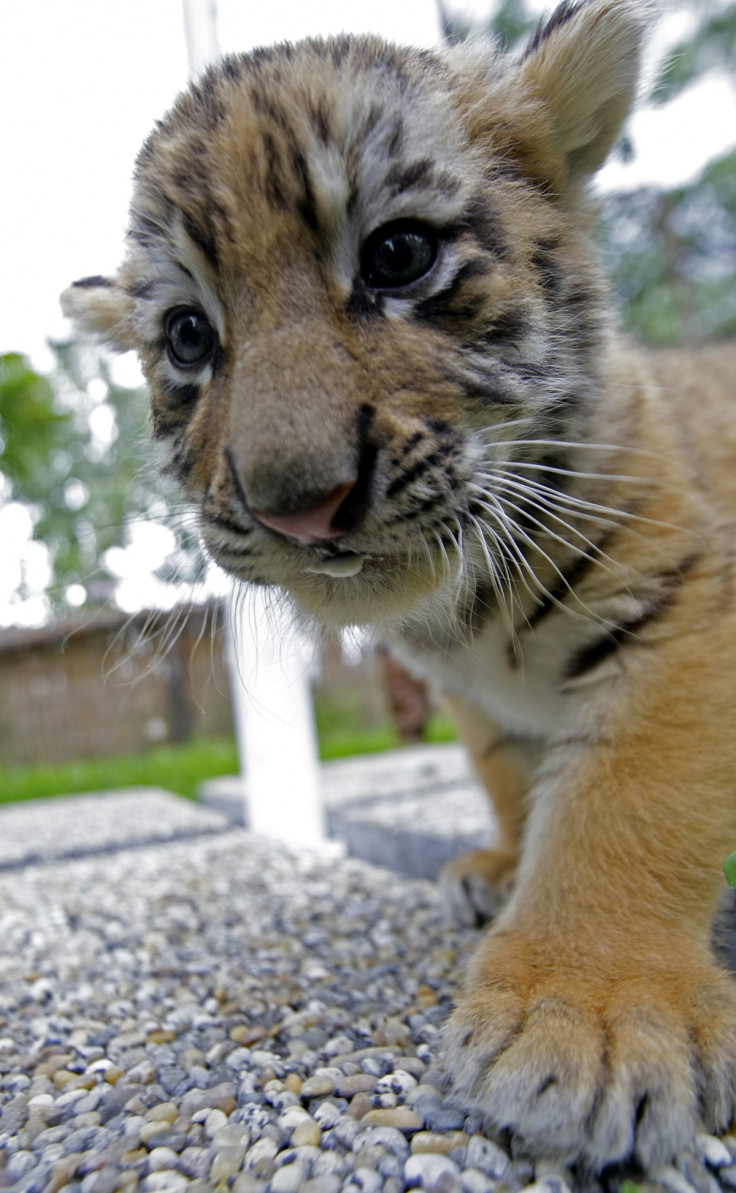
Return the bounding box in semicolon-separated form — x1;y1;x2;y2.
60;274;137;352
518;0;650;186
452;0;651;198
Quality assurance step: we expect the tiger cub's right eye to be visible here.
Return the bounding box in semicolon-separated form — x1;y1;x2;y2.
360;220;438;290
165;307;215;367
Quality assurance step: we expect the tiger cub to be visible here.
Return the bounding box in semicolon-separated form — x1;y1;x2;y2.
62;0;736;1169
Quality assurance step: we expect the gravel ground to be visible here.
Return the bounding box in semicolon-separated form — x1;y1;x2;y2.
1;827;736;1193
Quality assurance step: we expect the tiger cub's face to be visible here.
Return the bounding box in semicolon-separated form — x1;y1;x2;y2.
62;3;644;628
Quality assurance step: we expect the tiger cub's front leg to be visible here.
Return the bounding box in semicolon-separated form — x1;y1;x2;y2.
441;692;539;926
444;633;736;1168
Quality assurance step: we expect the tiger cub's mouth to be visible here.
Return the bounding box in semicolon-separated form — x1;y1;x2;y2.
303;549;371;578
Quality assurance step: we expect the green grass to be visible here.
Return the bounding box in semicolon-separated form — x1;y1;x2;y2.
0;713;457;806
0;737;240;805
314;699;456;760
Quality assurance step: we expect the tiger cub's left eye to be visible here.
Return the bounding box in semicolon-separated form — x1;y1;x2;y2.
165;308;215;367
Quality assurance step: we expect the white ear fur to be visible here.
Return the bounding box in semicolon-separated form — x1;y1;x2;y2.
520;0;652;183
60;276;137;352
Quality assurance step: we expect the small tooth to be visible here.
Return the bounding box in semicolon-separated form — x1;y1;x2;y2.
305;553;367;578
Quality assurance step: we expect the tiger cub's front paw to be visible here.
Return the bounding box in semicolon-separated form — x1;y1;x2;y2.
444;938;736;1169
440;847;518;926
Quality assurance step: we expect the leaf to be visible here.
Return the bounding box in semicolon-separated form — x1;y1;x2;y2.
724;852;736;888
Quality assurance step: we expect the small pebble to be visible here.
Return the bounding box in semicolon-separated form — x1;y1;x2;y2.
293;1122;322;1147
354;1125;410;1158
348;1092;373;1120
139;1119;175;1144
361;1107;423;1131
349;1169;383;1193
301;1075;336;1098
465;1135;510;1179
212;1146;248;1183
696;1135;734;1169
313;1101;342;1129
148;1146;181;1171
270;1146;321;1193
301;1179;342;1193
244;1135;279;1174
141;1171;190;1192
405;1151;461;1188
411;1130;469;1156
459;1169;495;1193
336;1074;377;1097
376;1070;418;1097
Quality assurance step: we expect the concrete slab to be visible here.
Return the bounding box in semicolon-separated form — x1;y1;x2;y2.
199;742;497;880
0;788;231;872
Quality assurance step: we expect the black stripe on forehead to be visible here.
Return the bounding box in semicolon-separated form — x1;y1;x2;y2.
309;98;333;146
250;93;320;233
182;211;220;272
289;144;319;231
384;158;434;196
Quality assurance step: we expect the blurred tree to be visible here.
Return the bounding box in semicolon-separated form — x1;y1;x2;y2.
438;0;535;45
601;148;736;343
652;4;736;107
0;347;204;620
0;352;69;496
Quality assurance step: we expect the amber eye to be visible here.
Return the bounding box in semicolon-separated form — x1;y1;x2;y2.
360;221;437;290
165;308;215;367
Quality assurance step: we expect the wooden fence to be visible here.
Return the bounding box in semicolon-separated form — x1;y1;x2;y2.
0;603;233;765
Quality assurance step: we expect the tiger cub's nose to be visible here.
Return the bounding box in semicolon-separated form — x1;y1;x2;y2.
250;479;357;546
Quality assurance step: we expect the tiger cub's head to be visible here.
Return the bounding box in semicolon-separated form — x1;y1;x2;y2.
62;0;647;628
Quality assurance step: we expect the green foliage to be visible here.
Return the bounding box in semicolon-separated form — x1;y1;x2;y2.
315;696;456;760
0;354;70;495
439;0;535;46
600;148;736;344
482;0;536;47
0;345;204;618
653;4;736;105
724;851;736;888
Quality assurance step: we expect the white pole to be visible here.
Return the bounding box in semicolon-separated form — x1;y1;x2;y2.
228;590;327;847
182;0;220;77
181;0;327;847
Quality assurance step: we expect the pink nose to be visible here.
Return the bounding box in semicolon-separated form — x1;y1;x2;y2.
251;479;356;545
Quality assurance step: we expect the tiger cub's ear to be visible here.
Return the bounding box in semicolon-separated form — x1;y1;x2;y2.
453;0;651;197
60;275;137;352
519;0;650;186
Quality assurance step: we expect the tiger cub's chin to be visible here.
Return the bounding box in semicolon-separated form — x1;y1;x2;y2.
62;0;736;1171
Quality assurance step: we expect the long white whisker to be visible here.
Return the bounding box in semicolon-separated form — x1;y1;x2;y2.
474;433;673;469
478;474;625;565
465;512;522;644
469;493;614;627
